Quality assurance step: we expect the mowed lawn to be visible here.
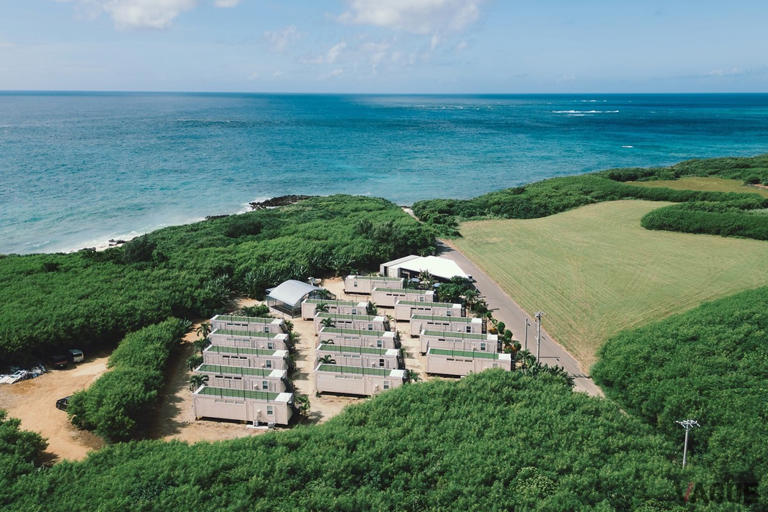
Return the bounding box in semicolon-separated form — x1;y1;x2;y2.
454;200;768;369
631;176;768;198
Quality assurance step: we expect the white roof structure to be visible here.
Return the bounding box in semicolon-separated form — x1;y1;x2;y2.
382;255;469;281
267;280;322;308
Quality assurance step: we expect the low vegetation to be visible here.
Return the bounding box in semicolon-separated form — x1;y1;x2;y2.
0;196;435;365
67;319;189;442
451;200;768;367
413;154;768;237
3;371;691;511
0;411;47;506
593;286;768;508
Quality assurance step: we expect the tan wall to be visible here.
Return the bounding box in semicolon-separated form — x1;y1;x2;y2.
419;334;497;355
410;317;483;336
425;353;512;376
318;330;397;349
197;372;287;393
315;348;402;369
394;302;463;321
211;317;285;334
313;315;389;333
202;350;288;370
193;393;292;425
371;289;435;308
344;276;405;294
209;333;289;351
301;301;367;320
315;371;404;396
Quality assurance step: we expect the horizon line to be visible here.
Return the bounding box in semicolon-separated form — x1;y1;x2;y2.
2;89;768;96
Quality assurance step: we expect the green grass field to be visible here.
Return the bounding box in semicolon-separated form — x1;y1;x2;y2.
631;176;768;198
454;200;768;369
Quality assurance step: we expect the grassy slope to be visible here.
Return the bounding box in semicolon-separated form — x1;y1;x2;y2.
631;176;768;198
453;199;768;368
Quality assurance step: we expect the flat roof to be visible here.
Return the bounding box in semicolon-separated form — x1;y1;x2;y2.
196;386;281;401
373;287;431;294
397;300;462;307
386;255;469;281
422;330;492;340
317;312;378;321
304;299;360;305
316;364;393;376
411;315;477;323
197;364;284;377
320;327;391;336
213;315;279;324
210;328;281;338
205;345;284;357
317;343;397;356
347;275;402;281
428;348;501;359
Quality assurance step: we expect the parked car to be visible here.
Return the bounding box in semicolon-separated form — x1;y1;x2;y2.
56;396;71;411
68;349;84;363
50;354;69;369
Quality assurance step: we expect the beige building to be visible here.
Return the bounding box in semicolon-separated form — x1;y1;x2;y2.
419;330;499;355
318;327;398;349
314;364;406;396
209;328;290;351
193;385;293;426
410;315;484;337
313;312;390;333
316;343;402;369
301;299;368;320
343;274;404;294
195;364;289;393
394;300;463;321
371;287;435;308
210;314;286;334
426;348;513;376
202;345;289;370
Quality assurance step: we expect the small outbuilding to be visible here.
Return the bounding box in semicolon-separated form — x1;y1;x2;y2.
266;279;335;317
379;255;470;282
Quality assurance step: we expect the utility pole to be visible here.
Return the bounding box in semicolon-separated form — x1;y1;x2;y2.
524;318;531;351
675;419;700;468
534;311;543;362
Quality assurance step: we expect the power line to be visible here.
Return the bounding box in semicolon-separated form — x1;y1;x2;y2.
534;311;544;363
675;419;700;468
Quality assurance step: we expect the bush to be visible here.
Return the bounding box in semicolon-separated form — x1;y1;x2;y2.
67;318;188;442
6;371;687;511
0;410;47;500
593;286;768;507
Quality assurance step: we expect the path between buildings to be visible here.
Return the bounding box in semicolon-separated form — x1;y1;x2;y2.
436;239;604;397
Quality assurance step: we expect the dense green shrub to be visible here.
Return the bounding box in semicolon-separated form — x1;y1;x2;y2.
5;371;689;511
0;410;47;506
642;200;768;240
413;154;768;237
0;196;435;364
67;318;188;442
593;287;768;507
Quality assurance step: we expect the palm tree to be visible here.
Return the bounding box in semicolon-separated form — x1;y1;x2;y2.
366;301;377;316
189;374;209;390
294;394;310;416
318;355;337;365
418;270;435;290
196;322;211;339
316;302;329;313
463;289;480;311
193;337;210;353
320;317;336;329
406;370;421;383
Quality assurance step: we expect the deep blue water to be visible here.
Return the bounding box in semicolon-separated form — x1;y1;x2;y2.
2;92;768;254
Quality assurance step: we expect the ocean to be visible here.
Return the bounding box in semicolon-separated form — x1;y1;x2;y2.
2;92;768;254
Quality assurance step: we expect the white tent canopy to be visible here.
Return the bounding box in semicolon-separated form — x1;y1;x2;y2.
267;280;322;308
380;255;469;281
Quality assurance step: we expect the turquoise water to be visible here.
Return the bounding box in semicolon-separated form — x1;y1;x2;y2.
2;93;768;254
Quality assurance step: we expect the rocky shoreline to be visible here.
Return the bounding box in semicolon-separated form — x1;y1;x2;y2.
249;195;312;210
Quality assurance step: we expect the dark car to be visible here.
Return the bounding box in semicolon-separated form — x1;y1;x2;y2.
50;354;69;369
56;396;71;411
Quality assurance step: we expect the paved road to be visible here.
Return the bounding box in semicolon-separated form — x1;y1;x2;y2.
437;240;604;397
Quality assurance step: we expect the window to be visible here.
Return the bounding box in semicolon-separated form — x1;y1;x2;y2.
367;324;373;331
265;360;272;368
268;342;274;350
419;296;425;302
267;406;273;415
377;339;383;348
351;308;357;315
383;381;390;390
446;310;452;317
264;327;269;333
354;280;358;288
379;358;384;367
262;381;268;390
466;326;471;333
480;343;486;351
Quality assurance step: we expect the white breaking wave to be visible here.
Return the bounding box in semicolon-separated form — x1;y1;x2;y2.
552;110;619;114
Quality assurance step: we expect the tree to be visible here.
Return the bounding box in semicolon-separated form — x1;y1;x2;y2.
318;355;336;365
405;369;421;383
241;304;271;317
195;322;211;339
293;394;310;416
366;301;378;315
320;317;336;329
189;374;209;390
315;302;329;313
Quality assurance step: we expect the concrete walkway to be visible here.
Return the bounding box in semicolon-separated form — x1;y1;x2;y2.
437;240;604;397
